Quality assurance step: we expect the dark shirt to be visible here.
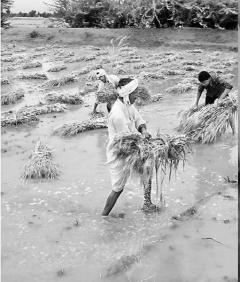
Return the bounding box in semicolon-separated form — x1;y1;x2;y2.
198;72;233;98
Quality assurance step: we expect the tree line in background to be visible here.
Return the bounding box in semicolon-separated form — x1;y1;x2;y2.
1;0;238;29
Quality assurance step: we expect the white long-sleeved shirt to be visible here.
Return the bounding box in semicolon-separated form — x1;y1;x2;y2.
106;99;145;162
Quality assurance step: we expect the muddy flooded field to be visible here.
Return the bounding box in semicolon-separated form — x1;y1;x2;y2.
1;28;238;282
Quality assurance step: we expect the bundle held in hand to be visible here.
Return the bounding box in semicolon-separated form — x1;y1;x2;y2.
108;133;191;199
178;93;237;143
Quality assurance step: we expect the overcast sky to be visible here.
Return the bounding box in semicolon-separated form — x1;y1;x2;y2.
12;0;51;12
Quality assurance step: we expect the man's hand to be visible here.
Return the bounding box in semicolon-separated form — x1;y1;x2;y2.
142;131;152;139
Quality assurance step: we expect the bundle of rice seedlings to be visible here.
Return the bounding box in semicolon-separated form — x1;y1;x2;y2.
1;51;13;56
133;63;147;69
178;93;238;143
47;65;67;72
187;49;203;53
99;58;111;64
96;86;118;104
29;53;46;59
45;92;83;105
18;73;48;80
86;46;101;51
1;89;24;105
34;47;46;51
1;57;14;62
1;78;10;85
162;69;186;76
2;66;17;71
43;75;76;87
150;93;163;103
140;72;165;80
18;103;67;116
108;133;192;201
122;58;141;64
166;83;194;94
1;111;39;127
95;50;109;56
22;61;42;69
66;55;96;63
185;66;197;72
71;67;92;77
22;141;60;179
53;117;107;136
183;61;203;66
15;48;27;52
115;67;127;75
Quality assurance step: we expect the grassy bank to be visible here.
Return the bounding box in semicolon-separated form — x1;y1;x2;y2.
1;27;237;51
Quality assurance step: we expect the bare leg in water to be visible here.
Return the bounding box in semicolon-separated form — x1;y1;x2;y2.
101;190;123;216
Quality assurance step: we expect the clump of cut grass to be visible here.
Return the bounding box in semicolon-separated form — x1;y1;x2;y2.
1;111;39;127
34;47;46;52
109;133;192;201
1;56;14;62
22;141;60;179
166;83;194;94
133;63;147;69
178;93;237;143
183;61;203;66
1;51;12;56
162;69;185;76
187;49;203;53
1;89;24;105
45;92;83;104
47;65;67;72
53;117;107;136
2;66;17;71
71;67;92;77
43;75;77;87
1;103;66;127
29;53;46;59
150;93;163;103
1;78;10;85
18;73;48;80
66;55;96;63
140;71;165;80
22;61;42;69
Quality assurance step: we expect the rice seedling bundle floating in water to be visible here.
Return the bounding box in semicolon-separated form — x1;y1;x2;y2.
162;69;186;76
96;84;118;104
140;72;165;80
150;93;163;103
1;51;13;56
43;75;77;87
187;49;203;53
18;73;48;80
47;65;67;72
1;56;15;62
108;133;192;194
1;89;24;105
22;61;42;69
178;93;238;143
1;78;10;85
45;92;83;104
22;141;60;179
166;82;194;94
1;111;39;127
53;117;107;136
1;103;66;127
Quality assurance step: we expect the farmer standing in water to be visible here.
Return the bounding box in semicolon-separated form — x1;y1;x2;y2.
91;69;119;114
193;70;235;134
102;78;158;216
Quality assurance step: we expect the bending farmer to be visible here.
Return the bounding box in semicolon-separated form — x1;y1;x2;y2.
92;69;119;114
102;78;157;216
194;71;233;107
